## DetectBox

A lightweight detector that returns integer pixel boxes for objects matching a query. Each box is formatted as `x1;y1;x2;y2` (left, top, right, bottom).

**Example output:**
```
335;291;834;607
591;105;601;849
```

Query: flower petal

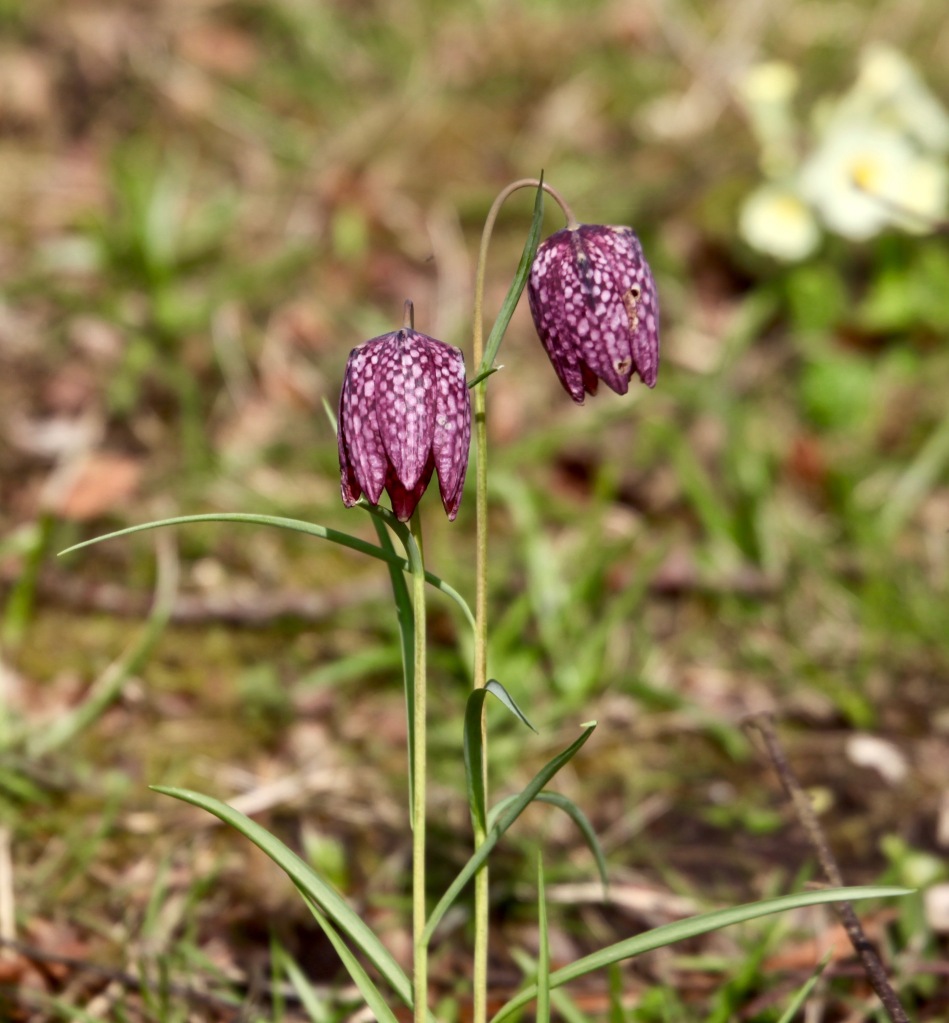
567;226;637;396
528;232;589;402
602;226;660;388
373;330;437;492
528;224;660;401
429;340;471;519
385;457;435;522
339;339;389;505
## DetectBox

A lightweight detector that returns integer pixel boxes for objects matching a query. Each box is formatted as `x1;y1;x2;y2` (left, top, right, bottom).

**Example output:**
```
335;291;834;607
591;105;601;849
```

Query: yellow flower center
851;157;882;194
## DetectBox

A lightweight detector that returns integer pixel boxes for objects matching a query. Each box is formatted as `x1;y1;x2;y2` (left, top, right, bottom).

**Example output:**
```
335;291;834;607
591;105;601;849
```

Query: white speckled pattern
338;328;471;520
528;224;659;403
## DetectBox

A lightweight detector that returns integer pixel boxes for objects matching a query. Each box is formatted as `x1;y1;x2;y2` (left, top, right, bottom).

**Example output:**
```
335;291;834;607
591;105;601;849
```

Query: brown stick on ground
744;713;910;1023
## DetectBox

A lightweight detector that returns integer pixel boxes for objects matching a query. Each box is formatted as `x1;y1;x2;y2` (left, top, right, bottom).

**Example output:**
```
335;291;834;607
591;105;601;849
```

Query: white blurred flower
850;44;949;154
890;157;949;232
737;45;949;250
739;182;820;260
736;61;800;177
800;120;946;240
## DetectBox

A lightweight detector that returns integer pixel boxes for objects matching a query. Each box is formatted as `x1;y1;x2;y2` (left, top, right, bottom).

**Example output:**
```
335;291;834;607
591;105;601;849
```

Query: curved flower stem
406;512;428;1023
469;176;569;1023
471;179;575;376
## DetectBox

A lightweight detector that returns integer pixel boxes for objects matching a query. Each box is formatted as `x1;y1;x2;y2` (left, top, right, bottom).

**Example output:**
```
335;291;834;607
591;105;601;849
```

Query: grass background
1;0;948;1018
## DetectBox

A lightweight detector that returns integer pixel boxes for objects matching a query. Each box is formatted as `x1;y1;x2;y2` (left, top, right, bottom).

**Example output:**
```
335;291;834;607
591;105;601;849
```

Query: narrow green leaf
489;886;913;1023
269;936;286;1022
58;512;474;629
506;791;608;891
465;365;500;388
484;678;537;731
776;951;831;1023
880;411;949;538
273;943;330;1023
423;723;596;945
151;786;414;1010
607;962;624;1023
464;679;538;833
29;532;177;758
303;895;401;1023
509;951;587;1023
537;854;550;1023
369;514;417;821
321;396;338;434
473;177;545;383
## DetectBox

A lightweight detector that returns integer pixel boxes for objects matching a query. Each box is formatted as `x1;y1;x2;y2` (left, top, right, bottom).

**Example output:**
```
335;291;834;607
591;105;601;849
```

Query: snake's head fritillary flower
528;224;660;403
338;328;471;521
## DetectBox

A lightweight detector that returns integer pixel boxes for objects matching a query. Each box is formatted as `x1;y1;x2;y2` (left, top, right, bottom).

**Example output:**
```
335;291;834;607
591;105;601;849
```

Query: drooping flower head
338;327;471;521
528;224;660;403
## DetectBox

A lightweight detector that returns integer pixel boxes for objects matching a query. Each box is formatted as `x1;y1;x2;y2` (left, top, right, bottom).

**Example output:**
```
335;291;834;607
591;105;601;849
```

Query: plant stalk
407;513;428;1023
470;176;567;1023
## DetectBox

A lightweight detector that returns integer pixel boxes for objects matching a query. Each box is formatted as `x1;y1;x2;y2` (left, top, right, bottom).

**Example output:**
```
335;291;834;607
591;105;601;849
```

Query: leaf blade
59;512;474;628
489;886;913;1023
464;679;538;833
424;723;596;945
152;786;414;1010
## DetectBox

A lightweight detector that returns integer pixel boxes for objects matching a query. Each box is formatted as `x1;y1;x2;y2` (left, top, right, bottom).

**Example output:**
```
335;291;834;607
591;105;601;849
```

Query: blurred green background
1;0;948;1019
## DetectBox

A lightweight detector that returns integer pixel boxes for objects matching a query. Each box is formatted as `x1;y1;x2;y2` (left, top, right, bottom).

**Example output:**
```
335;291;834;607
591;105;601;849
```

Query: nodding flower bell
528;224;660;403
338;317;471;522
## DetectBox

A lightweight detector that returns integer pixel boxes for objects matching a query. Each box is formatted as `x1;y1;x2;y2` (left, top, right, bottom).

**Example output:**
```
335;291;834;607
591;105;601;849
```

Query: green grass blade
525;791;608;890
302;896;401;1023
464;679;538;832
537;853;550;1023
272;942;330;1023
58;512;474;628
880;411;949;539
151;786;414;1010
321;396;339;434
489;886;912;1023
473;177;545;383
423;723;596;945
28;533;177;758
776;951;832;1023
607;963;624;1023
486;791;607;888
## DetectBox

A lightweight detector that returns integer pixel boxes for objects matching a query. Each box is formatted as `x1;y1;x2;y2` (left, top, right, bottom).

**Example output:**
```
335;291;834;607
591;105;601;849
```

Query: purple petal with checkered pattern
338;328;471;521
528;224;659;403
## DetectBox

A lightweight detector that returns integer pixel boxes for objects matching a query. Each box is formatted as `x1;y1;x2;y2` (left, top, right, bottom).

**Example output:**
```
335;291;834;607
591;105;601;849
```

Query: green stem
469;177;570;1023
1;512;54;655
406;513;428;1023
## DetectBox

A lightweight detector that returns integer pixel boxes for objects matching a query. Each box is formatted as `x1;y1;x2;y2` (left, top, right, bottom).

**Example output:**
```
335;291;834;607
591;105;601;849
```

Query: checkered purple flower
528;224;660;403
338;328;471;521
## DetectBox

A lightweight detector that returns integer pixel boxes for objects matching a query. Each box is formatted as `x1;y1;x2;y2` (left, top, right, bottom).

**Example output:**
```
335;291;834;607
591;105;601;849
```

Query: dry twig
744;713;911;1023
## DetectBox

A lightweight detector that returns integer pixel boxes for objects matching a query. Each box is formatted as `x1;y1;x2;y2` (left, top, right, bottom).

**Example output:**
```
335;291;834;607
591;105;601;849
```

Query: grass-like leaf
152;786;416;1013
272;942;330;1023
776;951;832;1023
368;512;418;819
489;885;913;1023
302;895;401;1023
472;177;545;384
423;723;596;945
29;532;177;758
58;512;474;629
487;790;608;890
464;678;537;833
537;853;550;1023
